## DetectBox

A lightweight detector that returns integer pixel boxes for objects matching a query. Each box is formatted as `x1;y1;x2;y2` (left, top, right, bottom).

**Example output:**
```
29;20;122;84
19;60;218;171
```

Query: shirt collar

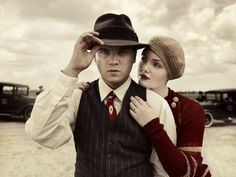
99;77;132;102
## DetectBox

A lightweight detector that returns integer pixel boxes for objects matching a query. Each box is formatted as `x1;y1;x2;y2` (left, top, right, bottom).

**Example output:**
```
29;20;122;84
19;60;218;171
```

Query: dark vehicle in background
199;89;236;127
0;82;35;120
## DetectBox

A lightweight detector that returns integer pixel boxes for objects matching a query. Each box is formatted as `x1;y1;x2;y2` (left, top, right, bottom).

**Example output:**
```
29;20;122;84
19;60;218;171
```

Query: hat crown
94;13;134;32
92;13;148;49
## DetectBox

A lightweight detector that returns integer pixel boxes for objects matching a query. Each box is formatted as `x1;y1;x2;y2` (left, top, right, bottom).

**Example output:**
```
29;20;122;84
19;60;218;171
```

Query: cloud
2;0;119;26
211;4;236;40
0;0;236;91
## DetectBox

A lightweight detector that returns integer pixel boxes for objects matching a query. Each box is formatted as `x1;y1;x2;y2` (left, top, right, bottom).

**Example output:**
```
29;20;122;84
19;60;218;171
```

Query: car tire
204;112;214;128
23;107;32;121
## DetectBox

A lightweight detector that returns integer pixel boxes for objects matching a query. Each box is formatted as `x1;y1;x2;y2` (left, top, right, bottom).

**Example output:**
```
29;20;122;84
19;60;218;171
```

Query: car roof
0;82;29;88
205;88;236;94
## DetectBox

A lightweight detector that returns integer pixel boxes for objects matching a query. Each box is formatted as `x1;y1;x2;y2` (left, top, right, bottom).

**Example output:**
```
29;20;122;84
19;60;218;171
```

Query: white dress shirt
25;71;176;177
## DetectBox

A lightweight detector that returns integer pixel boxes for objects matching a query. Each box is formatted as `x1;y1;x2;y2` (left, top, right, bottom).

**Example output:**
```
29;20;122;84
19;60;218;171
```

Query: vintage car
199;89;236;127
0;82;35;120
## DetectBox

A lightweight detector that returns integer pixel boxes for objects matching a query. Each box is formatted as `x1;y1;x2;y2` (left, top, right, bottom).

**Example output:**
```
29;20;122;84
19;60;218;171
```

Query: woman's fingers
129;102;137;112
129;96;147;116
129;95;159;127
130;95;149;108
129;109;136;118
134;96;146;105
76;82;90;91
130;96;140;108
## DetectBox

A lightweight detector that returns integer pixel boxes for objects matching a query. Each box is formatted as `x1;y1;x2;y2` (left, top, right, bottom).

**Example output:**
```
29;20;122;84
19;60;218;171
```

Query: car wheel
204;112;214;128
23;107;32;121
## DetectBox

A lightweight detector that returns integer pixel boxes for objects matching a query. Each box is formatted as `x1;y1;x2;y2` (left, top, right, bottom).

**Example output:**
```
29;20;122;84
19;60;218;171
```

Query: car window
216;93;221;101
223;93;228;100
206;93;216;101
206;93;222;101
231;94;236;103
16;86;28;95
3;86;14;95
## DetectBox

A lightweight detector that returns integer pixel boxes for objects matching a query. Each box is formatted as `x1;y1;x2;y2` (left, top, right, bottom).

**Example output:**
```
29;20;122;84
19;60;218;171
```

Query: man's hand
129;96;159;127
63;31;104;77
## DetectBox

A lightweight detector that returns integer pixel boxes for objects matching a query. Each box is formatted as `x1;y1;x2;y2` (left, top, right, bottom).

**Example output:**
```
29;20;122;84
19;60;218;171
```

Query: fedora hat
94;13;148;49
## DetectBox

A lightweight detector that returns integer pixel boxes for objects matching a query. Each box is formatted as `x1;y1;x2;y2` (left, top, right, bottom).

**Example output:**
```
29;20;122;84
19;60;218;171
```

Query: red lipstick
140;74;149;80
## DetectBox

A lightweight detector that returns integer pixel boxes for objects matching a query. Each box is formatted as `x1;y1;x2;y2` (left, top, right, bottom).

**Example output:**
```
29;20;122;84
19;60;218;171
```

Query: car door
225;93;236;118
0;85;16;114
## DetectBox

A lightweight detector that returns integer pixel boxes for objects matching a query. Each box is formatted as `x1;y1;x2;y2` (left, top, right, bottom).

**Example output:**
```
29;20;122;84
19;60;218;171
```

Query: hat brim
101;39;149;49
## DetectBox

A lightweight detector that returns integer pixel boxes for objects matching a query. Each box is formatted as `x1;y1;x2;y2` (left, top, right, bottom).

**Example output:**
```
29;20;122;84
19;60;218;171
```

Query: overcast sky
0;0;235;91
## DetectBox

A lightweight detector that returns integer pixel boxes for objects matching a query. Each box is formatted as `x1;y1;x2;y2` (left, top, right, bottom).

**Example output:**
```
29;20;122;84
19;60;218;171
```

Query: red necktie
105;91;117;122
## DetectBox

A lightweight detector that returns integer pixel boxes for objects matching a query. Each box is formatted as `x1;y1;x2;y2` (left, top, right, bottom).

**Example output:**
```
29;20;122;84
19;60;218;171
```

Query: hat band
95;27;138;42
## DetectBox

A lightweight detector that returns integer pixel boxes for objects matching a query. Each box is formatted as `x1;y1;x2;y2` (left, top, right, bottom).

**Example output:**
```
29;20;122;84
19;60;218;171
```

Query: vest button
107;154;112;158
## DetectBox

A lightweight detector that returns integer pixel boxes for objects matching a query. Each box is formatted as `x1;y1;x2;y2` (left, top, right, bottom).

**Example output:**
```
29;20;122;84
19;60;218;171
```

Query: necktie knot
107;91;116;101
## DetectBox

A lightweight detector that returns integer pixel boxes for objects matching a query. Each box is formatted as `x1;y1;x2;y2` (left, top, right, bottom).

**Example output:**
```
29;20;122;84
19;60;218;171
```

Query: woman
129;36;211;177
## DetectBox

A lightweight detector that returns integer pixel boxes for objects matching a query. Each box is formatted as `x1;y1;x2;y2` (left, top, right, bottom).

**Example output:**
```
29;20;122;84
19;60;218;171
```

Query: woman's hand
129;96;159;127
76;82;90;91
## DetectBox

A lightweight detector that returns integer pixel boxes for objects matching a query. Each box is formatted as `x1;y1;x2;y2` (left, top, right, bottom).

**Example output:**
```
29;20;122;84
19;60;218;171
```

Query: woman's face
138;50;168;91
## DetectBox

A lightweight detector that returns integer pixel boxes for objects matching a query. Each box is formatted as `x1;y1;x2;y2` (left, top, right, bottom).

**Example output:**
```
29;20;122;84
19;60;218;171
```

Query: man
36;85;44;95
196;91;206;102
25;13;176;177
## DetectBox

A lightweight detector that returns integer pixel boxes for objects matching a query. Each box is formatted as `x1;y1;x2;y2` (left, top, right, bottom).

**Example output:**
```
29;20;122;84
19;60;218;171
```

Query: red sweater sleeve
143;99;211;177
144;118;187;177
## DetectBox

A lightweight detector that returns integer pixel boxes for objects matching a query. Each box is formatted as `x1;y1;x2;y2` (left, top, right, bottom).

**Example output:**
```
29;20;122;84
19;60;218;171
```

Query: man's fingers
90;36;104;45
79;32;104;46
79;31;99;39
90;45;100;57
83;36;103;45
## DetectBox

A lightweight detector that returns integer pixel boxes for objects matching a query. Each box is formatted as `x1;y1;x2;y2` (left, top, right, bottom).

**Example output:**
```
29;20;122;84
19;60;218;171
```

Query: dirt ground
0;117;236;177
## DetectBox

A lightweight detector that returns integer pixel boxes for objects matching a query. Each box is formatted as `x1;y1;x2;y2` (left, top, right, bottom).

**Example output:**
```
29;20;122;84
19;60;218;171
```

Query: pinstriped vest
73;80;153;177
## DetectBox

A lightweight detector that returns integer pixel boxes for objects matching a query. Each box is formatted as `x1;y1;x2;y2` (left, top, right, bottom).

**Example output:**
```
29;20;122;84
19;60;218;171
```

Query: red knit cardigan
143;88;211;177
